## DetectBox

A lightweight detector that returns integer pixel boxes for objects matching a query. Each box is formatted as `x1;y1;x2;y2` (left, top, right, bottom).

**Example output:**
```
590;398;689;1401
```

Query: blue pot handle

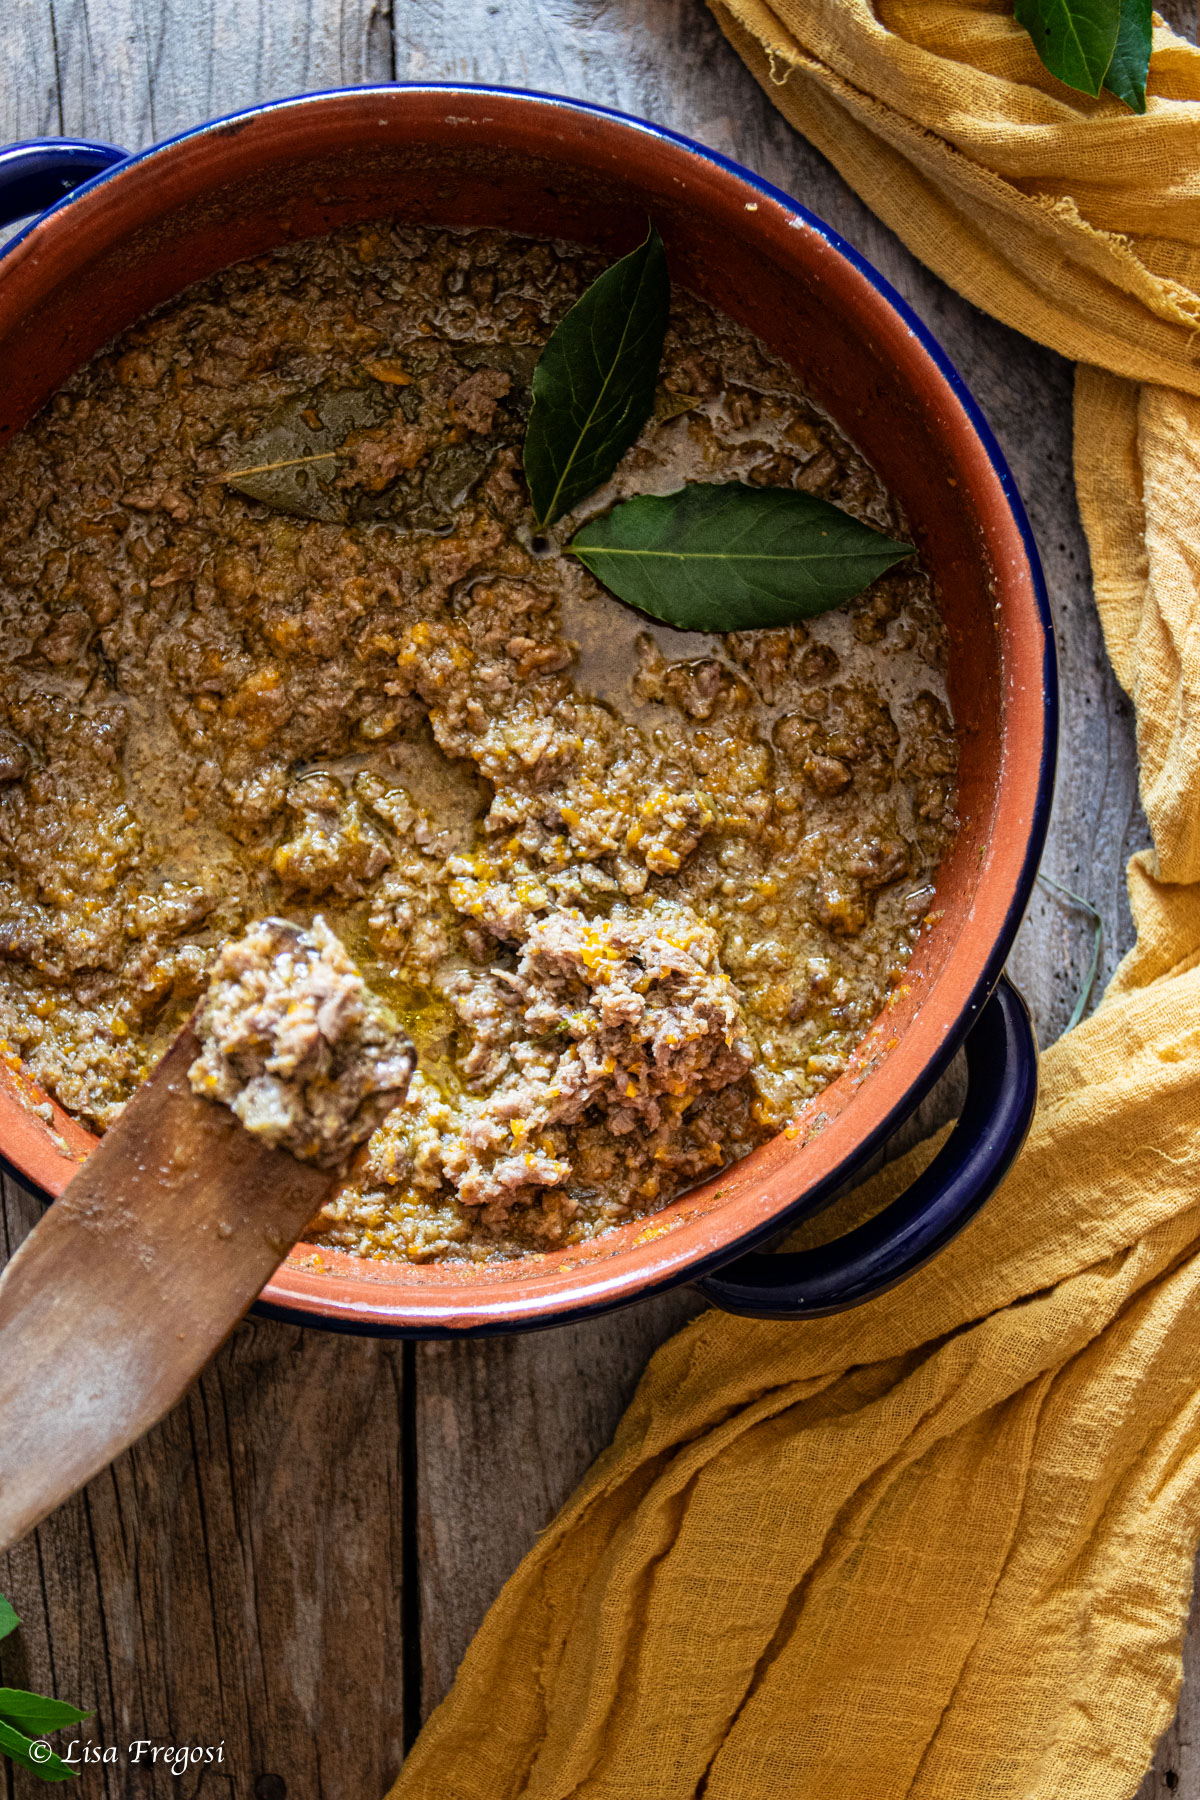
0;139;129;231
697;973;1037;1319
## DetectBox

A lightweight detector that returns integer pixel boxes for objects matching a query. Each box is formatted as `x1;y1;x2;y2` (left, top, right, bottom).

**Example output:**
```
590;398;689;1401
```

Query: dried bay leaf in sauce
401;443;494;529
225;341;537;528
225;383;392;523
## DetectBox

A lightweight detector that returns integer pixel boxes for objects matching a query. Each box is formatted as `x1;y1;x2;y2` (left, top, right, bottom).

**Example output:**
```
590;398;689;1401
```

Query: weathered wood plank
0;1172;408;1800
1159;2;1199;41
0;0;391;154
414;1294;702;1714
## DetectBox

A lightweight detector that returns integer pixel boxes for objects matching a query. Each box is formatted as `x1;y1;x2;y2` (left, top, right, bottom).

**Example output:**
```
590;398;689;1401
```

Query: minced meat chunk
359;898;753;1220
511;904;753;1132
189;915;414;1166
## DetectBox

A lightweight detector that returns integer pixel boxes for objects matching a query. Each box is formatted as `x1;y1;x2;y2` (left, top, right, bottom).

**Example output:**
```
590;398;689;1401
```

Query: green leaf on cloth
523;225;670;527
0;1595;17;1641
1103;0;1152;111
569;482;913;630
1014;0;1121;98
1014;0;1150;107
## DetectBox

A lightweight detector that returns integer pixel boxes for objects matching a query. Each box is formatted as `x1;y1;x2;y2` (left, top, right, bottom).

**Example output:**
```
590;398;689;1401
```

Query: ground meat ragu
0;222;958;1263
189;916;414;1166
354;900;753;1220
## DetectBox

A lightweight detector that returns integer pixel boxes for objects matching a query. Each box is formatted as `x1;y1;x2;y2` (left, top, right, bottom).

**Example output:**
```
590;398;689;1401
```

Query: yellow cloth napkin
388;7;1200;1795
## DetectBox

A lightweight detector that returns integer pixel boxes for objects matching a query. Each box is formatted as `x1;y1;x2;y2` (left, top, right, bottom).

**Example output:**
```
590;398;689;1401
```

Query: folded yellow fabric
388;7;1200;1796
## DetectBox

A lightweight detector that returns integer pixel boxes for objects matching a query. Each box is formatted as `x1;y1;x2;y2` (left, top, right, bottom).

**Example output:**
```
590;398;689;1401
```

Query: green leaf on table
1104;0;1152;111
569;482;913;631
0;1718;75;1782
523;225;669;528
0;1595;17;1641
0;1690;92;1735
1014;0;1121;97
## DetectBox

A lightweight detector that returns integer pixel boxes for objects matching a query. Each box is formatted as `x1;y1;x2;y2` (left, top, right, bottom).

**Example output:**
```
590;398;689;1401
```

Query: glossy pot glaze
0;87;1055;1334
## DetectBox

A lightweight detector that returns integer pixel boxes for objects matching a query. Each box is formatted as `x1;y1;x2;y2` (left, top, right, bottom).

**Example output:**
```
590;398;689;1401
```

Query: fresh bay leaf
523;225;669;527
569;483;913;631
225;385;391;523
0;1718;75;1782
1103;0;1151;110
0;1596;17;1641
0;1691;92;1736
1014;0;1121;98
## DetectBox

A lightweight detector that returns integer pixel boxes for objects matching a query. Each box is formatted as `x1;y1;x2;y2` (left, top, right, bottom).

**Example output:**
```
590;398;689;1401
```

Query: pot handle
696;974;1037;1320
0;139;129;230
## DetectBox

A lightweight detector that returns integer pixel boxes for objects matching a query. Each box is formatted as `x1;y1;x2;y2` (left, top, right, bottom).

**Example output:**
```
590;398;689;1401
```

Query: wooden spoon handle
0;1026;332;1551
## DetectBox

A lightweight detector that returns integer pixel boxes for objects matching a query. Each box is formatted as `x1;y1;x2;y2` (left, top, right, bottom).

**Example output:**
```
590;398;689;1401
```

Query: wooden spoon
0;1020;334;1552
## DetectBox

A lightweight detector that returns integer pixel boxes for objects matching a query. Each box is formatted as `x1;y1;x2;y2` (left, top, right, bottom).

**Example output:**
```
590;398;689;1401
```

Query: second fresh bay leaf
569;482;913;631
1103;0;1152;110
1014;0;1122;98
0;1689;92;1735
523;225;670;527
0;1718;74;1783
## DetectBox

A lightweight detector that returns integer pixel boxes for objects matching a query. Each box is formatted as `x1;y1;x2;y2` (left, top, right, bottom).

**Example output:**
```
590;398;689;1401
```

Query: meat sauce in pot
0;223;958;1263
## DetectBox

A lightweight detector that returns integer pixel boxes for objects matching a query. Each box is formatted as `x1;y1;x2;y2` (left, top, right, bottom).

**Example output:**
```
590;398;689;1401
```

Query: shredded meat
355;898;752;1221
189;916;414;1166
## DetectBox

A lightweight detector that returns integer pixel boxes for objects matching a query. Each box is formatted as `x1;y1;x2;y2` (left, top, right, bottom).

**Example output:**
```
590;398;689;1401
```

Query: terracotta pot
0;86;1055;1334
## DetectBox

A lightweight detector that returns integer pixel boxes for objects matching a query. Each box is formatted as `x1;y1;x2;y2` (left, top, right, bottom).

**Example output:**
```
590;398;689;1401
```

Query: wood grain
0;0;392;151
0;1176;408;1799
413;1293;703;1714
0;0;1191;1794
0;1027;334;1554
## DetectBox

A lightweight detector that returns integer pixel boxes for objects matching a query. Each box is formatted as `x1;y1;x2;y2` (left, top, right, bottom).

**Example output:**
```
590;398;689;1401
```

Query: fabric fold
388;7;1200;1796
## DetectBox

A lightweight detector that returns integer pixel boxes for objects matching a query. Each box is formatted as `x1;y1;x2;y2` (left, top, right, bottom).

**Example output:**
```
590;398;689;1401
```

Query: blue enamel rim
0;87;1057;1337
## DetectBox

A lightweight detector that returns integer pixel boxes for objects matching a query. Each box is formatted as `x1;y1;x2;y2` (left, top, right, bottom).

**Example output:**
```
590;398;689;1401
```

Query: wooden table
0;3;1192;1794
